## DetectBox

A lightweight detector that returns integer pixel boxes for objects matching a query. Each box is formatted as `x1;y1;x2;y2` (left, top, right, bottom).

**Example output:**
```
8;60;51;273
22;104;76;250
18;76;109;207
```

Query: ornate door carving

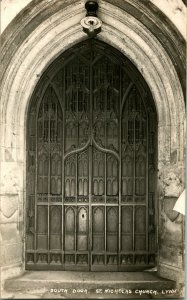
26;40;157;271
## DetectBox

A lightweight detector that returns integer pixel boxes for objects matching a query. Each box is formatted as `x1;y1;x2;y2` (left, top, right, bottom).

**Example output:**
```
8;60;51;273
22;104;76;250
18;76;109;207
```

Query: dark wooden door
26;40;157;271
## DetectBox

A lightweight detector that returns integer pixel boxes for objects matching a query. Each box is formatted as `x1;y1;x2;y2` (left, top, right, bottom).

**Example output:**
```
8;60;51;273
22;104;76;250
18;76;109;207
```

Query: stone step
4;271;177;299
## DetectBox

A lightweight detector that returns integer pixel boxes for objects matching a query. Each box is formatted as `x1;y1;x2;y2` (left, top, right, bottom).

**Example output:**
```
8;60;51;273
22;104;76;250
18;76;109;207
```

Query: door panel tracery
26;40;157;271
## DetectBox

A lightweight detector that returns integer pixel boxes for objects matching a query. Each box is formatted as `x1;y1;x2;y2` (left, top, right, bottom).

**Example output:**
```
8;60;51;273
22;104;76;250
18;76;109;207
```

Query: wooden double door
26;40;157;271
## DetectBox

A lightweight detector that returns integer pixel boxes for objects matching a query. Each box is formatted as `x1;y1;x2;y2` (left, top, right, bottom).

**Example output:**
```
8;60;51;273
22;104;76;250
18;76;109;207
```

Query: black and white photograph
0;0;186;299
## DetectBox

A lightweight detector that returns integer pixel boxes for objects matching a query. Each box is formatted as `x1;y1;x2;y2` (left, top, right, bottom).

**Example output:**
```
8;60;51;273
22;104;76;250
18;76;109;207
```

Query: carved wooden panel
50;206;62;250
26;39;157;271
92;207;105;252
65;207;75;251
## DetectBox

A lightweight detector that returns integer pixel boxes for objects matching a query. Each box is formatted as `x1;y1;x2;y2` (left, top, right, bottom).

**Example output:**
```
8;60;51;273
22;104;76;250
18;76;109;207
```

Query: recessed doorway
26;39;157;271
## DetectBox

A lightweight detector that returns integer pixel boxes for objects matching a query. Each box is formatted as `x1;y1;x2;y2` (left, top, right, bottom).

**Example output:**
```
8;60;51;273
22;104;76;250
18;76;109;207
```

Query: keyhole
82;214;85;219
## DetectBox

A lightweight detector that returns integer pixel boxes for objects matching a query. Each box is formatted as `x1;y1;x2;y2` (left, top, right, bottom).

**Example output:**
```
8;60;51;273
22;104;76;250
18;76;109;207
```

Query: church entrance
26;40;157;271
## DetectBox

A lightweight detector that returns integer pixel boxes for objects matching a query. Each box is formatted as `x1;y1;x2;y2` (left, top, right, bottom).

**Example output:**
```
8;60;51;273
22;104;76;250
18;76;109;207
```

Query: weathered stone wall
0;0;185;289
157;167;185;289
0;163;24;280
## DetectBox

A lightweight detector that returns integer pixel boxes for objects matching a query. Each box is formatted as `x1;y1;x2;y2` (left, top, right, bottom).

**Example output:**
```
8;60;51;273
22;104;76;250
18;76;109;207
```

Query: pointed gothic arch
0;0;185;283
26;39;157;271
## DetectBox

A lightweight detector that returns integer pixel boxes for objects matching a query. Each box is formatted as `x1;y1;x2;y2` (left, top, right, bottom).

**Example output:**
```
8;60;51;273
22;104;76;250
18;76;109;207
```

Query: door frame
25;39;158;272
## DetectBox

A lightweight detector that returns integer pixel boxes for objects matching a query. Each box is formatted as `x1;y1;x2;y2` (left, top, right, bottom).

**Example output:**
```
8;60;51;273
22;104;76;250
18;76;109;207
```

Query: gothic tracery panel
26;40;157;271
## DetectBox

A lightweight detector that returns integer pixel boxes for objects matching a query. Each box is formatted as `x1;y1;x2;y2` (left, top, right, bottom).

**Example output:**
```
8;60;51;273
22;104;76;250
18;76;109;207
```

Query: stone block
0;194;19;222
1;263;24;282
0;162;24;194
164;172;181;197
163;197;179;222
158;263;184;285
0;209;18;224
159;245;181;268
0;242;23;266
0;223;21;242
170;150;177;164
5;148;15;162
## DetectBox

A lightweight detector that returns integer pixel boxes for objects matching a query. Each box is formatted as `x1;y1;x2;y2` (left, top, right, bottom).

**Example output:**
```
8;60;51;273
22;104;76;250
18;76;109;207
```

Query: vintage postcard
0;0;186;299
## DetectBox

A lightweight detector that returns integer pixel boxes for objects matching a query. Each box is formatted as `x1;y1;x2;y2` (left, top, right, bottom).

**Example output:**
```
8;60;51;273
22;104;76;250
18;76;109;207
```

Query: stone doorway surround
0;0;185;291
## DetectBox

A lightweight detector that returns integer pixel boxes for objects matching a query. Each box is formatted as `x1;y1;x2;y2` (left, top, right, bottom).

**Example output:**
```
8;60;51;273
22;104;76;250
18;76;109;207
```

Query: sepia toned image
0;0;186;299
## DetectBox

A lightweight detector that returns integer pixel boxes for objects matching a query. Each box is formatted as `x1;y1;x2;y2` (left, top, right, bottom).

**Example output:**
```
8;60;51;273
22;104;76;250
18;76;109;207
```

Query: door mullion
48;102;51;264
76;70;79;261
89;145;92;269
89;51;93;270
34;105;39;263
104;64;107;266
133;111;136;253
146;111;149;257
75;153;78;258
75;204;77;264
62;67;65;268
119;67;122;269
104;153;107;265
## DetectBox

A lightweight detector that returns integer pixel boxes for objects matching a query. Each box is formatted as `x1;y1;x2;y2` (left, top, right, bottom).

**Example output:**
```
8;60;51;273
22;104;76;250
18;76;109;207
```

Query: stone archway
0;0;185;285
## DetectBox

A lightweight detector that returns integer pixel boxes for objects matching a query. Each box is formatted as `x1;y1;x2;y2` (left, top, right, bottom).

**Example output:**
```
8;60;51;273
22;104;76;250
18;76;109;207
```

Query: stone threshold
3;271;181;299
